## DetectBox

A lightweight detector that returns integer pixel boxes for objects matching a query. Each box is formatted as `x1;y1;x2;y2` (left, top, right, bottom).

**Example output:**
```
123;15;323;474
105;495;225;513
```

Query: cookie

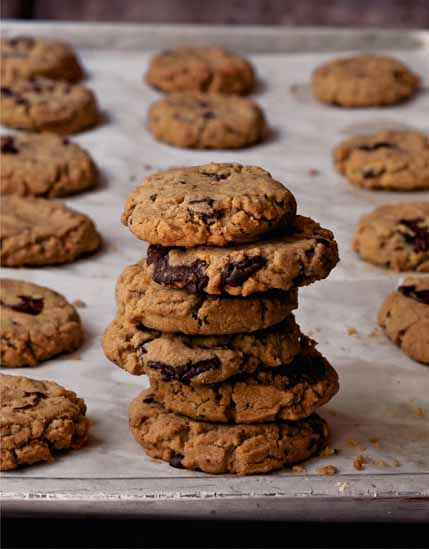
1;36;83;84
147;215;338;296
145;47;255;95
352;203;429;272
0;133;97;198
0;77;98;134
116;261;298;335
378;277;429;364
0;374;89;470
129;390;328;475
122;163;297;247
335;130;429;191
102;315;301;383
311;55;419;107
149;340;339;423
0;195;101;267
148;92;266;149
1;279;83;368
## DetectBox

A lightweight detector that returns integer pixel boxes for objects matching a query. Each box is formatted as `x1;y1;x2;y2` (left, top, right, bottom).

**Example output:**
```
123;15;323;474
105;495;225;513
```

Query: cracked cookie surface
1;133;98;198
0;195;101;267
311;55;419;107
129;389;328;475
116;261;298;335
149;340;339;423
102;314;301;383
378;277;429;364
1;279;83;368
122;163;297;247
0;77;98;134
145;47;255;95
147;215;338;296
1;35;83;84
148;92;266;149
335;130;429;191
352;202;429;272
0;374;89;470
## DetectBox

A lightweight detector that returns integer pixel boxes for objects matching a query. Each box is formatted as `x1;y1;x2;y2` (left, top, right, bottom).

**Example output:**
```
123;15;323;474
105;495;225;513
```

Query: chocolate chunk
142;395;155;404
169;453;185;469
62;138;70;145
147;245;209;293
150;194;157;202
272;350;327;387
221;256;267;288
398;218;429;253
188;198;215;207
1;136;19;154
356;142;395;152
0;87;14;97
362;167;385;179
190;210;223;225
201;110;216;120
200;171;228;181
398;284;429;305
0;295;44;315
147;357;220;384
7;36;35;48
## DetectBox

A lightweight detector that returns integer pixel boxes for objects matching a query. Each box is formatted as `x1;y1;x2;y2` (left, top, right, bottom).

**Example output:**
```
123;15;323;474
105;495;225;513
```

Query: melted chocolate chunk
150;194;157;202
272;351;327;387
398;284;429;305
1;136;19;154
398;218;429;253
221;256;267;288
142;395;155;404
188;198;215;207
362;167;384;179
0;295;44;315
356;141;395;152
189;209;224;226
200;171;228;181
0;86;14;97
147;245;209;293
147;357;221;384
169;453;185;469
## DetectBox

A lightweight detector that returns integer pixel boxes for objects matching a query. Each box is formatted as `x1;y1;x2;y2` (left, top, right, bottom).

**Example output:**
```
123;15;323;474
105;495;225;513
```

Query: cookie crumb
373;459;390;467
143;163;153;170
415;407;424;417
70;354;81;361
347;327;358;336
292;465;306;473
368;437;380;447
353;454;369;471
392;459;401;467
317;465;338;475
320;446;336;457
308;168;320;176
369;328;380;338
347;438;359;448
72;299;86;308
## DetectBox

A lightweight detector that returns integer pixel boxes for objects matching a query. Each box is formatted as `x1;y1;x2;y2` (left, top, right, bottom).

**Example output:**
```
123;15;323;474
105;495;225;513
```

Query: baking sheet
1;21;429;521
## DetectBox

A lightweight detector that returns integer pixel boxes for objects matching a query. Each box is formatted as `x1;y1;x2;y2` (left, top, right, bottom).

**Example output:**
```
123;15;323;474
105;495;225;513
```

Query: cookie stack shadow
103;163;340;475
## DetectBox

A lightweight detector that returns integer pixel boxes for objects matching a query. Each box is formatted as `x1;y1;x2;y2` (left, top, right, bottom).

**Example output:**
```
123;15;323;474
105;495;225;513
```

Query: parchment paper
1;25;428;484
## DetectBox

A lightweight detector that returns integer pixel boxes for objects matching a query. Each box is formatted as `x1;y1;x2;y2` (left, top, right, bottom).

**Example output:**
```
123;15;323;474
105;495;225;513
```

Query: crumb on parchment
416;407;424;417
320;446;337;457
353;454;369;471
347;327;358;336
72;299;86;308
292;465;306;473
317;465;338;475
337;482;349;493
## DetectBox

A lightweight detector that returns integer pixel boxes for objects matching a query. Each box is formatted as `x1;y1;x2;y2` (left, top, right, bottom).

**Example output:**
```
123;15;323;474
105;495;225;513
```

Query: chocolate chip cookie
148;92;266;149
1;279;83;368
122;163;297;247
335;130;429;191
102;315;301;383
1;36;83;84
352;203;429;272
145;47;255;95
146;215;338;296
0;133;98;198
149;340;339;423
0;77;98;134
129;390;328;475
1;374;89;470
378;277;429;364
1;195;101;267
116;261;298;335
311;55;419;107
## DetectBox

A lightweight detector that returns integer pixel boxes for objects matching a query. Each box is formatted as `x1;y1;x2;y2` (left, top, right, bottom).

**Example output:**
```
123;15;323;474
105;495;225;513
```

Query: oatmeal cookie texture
335;130;429;191
0;195;101;267
129;390;328;475
0;374;89;470
311;55;419;107
352;202;429;272
121;163;297;247
145;47;255;95
1;279;83;368
378;277;429;364
0;133;97;198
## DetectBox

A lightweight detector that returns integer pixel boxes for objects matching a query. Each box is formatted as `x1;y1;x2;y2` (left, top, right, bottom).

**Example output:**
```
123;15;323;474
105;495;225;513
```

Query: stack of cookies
103;162;340;475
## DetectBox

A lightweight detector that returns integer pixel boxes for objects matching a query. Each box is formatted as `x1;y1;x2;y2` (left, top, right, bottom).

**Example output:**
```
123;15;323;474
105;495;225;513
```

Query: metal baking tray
1;21;428;522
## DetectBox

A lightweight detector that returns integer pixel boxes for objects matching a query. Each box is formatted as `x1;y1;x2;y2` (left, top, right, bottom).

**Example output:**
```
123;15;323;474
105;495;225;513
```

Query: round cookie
147;215;338;296
147;93;266;149
1;36;83;84
0;77;98;134
102;315;301;384
0;195;101;267
352;202;429;272
145;47;255;95
122;163;297;247
149;341;339;423
1;279;83;368
0;133;98;198
335;130;429;191
129;390;329;475
378;277;429;364
311;55;419;107
1;374;89;470
116;261;298;335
